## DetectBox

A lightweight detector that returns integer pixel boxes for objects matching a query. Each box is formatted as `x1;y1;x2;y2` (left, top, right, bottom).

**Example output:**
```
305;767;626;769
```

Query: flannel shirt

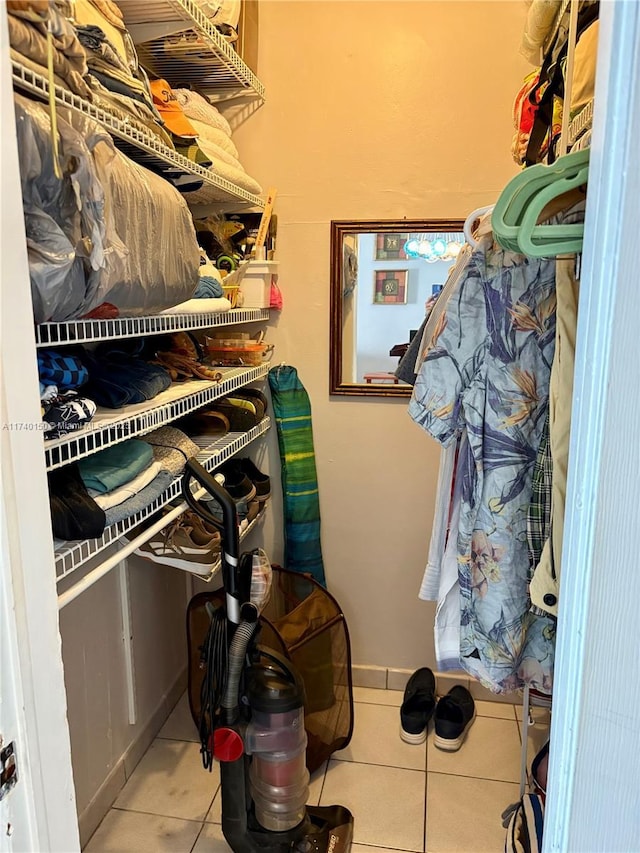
527;409;553;617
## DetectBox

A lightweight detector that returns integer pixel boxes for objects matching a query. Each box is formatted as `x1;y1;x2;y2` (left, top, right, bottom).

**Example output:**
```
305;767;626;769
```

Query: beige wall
234;0;531;671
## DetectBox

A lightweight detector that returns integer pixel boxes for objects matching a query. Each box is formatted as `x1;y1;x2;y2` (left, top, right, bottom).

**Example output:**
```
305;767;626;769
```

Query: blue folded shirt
77;439;154;494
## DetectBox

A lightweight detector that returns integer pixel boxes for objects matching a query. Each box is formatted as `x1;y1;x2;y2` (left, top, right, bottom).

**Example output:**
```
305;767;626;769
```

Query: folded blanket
144;426;201;476
78;438;154;493
9;1;88;72
90;460;162;509
8;13;92;99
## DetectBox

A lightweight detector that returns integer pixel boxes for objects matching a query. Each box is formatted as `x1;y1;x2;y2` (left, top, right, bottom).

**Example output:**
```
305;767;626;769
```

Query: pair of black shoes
399;668;475;751
219;458;271;503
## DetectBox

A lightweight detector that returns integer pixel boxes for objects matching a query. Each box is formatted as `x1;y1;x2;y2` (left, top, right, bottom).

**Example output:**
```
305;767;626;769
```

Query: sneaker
399;668;436;744
237;458;271;502
182;510;221;547
433;685;476;751
134;519;220;572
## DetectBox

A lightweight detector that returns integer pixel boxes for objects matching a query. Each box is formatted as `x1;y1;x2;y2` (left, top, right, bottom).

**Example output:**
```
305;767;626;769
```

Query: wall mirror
330;219;466;396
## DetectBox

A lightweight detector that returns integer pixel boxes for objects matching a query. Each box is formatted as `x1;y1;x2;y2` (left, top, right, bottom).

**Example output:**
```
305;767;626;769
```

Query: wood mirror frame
329;219;466;397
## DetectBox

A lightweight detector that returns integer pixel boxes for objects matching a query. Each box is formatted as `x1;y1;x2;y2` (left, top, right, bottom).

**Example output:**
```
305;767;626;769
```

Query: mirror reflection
330;220;466;396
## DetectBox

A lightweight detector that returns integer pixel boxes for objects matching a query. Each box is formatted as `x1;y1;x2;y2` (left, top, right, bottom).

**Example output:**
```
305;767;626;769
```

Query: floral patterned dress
409;236;556;694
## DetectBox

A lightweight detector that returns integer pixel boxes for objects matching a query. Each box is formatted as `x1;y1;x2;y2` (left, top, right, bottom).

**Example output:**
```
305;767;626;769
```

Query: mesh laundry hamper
186;565;354;773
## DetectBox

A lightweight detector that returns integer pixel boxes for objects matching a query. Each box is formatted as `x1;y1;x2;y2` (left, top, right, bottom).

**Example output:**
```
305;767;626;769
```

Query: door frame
544;1;640;850
0;10;80;850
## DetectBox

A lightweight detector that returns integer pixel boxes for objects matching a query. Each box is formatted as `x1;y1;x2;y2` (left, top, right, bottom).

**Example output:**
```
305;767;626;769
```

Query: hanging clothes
409;234;556;694
530;256;580;616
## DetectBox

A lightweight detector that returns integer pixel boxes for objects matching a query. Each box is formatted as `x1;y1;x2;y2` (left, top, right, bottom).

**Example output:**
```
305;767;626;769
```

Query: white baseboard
78;668;188;847
352;664;518;705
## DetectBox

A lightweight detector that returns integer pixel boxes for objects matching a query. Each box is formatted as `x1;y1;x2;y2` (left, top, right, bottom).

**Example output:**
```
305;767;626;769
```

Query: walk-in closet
1;2;639;852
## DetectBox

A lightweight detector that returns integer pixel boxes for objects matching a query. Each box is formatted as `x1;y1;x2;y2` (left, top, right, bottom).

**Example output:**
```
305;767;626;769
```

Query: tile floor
85;687;550;853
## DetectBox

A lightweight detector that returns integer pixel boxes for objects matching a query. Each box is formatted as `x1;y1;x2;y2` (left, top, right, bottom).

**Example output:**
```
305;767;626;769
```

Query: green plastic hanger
517;165;588;257
492;148;590;254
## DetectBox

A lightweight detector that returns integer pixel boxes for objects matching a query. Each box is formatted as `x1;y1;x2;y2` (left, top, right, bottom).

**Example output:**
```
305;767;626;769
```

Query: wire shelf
44;364;270;471
119;0;265;100
568;100;594;146
54;416;270;581
11;61;264;209
35;307;269;347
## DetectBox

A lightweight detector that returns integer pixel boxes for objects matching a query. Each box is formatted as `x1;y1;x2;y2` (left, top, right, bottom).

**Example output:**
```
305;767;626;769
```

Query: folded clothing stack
78;439;156;510
73;342;173;409
72;0;175;149
7;1;91;99
48;427;200;540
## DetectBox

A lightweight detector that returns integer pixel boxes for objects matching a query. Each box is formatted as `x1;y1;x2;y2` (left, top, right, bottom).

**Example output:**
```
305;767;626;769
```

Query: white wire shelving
35;307;269;347
45;363;270;471
54;417;270;583
11;61;264;210
568;99;594;146
119;0;265;101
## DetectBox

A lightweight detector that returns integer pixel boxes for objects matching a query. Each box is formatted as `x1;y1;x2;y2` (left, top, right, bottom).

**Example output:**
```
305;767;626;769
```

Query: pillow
174;88;232;136
195;136;263;195
190;118;239;157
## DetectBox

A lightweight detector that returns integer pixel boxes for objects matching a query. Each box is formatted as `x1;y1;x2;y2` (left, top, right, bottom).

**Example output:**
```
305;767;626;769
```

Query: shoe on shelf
182;510;221;547
237;457;271;502
399;667;436;744
233;388;268;421
246;500;261;524
218;459;257;502
433;685;476;751
134;518;220;573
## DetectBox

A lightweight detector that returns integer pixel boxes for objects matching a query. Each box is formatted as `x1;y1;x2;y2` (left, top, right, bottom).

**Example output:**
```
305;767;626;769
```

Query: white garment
419;442;457;601
90;461;162;510
418;433;465;672
433;492;462;671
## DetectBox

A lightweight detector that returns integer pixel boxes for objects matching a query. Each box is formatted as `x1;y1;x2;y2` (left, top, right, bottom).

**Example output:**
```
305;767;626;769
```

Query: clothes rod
56;493;201;609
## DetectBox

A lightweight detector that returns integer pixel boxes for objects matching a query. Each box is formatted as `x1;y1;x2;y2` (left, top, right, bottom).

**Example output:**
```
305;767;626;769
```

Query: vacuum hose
221;603;259;725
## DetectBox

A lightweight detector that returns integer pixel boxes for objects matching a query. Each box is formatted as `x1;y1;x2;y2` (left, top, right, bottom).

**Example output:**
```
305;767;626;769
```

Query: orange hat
150;79;198;139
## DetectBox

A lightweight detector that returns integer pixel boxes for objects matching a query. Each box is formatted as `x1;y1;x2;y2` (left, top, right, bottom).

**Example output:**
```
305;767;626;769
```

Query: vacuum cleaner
182;459;354;853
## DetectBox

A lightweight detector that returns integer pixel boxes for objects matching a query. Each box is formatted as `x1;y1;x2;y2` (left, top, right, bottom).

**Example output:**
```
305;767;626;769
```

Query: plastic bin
240;260;279;308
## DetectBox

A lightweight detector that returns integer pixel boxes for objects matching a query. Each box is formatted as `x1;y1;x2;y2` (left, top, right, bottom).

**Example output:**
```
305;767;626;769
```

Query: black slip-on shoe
238;457;271;502
434;685;476;751
218;460;257;502
399;667;436;744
